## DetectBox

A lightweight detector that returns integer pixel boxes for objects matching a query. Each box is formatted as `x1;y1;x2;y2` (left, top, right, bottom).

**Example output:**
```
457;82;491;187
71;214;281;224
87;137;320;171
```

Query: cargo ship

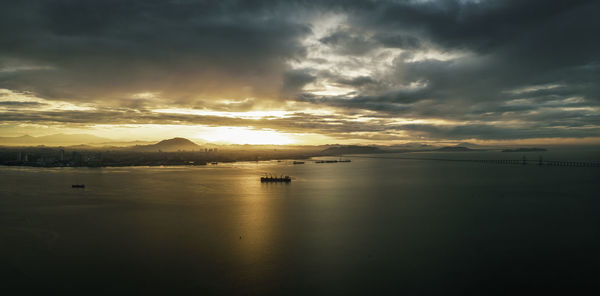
261;175;291;183
315;160;338;163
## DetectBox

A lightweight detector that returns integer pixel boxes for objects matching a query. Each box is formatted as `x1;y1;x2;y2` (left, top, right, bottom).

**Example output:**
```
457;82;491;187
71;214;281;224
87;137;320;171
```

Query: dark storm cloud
1;0;599;141
355;0;599;58
292;0;600;141
282;69;316;95
335;76;376;87
319;29;376;56
0;0;312;102
373;33;421;50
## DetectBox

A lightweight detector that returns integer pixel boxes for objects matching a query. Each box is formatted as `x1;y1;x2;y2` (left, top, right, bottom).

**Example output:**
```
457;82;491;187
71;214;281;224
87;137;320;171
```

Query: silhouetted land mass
133;137;201;152
502;148;547;152
321;145;384;155
435;146;483;152
0;138;383;167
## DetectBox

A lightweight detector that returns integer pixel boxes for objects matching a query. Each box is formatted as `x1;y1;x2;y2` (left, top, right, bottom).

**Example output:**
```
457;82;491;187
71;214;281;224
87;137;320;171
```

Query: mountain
435;146;480;152
0;133;112;146
389;142;439;150
321;145;383;155
132;137;201;152
455;142;485;149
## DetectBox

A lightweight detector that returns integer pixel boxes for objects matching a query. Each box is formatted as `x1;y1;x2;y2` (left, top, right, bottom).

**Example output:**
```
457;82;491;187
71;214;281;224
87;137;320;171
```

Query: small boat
293;161;305;164
210;162;218;165
72;184;85;188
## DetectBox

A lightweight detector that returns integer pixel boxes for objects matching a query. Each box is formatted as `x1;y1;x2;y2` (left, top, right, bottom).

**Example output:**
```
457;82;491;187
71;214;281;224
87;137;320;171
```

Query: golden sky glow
2;85;600;146
196;127;297;145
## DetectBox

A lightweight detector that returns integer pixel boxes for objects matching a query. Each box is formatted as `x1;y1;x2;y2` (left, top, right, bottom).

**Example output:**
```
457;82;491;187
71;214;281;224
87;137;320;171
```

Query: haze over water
1;150;599;294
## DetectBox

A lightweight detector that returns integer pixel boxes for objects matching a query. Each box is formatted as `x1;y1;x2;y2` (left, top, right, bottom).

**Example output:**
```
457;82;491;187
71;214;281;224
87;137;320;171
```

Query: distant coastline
502;148;547;152
0;141;386;168
1;136;569;168
434;146;485;152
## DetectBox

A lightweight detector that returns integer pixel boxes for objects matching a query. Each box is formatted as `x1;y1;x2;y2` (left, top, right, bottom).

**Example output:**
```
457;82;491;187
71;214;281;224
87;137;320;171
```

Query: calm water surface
1;152;599;295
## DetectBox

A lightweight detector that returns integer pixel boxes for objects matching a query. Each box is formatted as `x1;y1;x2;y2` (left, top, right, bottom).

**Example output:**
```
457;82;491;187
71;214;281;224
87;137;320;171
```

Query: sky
1;0;599;145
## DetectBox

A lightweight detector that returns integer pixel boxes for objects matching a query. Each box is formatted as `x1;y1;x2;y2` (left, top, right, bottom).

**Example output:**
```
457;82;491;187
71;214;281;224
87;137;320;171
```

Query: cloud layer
1;0;599;143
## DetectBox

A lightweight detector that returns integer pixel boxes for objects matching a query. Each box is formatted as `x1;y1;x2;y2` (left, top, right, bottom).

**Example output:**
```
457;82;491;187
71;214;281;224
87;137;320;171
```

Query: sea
1;148;599;295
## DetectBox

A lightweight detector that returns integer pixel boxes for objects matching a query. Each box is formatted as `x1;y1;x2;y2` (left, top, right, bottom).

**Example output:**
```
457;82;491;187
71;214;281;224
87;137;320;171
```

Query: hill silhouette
321;145;382;155
133;137;201;152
